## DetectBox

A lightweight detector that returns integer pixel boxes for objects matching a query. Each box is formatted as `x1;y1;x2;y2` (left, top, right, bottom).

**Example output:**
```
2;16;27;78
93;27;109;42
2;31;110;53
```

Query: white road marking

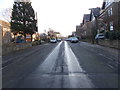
64;41;94;88
64;41;83;73
98;53;114;61
1;42;60;70
36;42;63;73
107;64;114;69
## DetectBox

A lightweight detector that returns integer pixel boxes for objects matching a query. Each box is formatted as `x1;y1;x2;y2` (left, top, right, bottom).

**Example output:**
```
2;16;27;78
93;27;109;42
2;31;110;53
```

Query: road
2;41;119;88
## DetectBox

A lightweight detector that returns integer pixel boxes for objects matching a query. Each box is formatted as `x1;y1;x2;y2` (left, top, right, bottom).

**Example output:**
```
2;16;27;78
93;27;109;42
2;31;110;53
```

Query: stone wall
98;39;120;49
0;25;2;56
0;20;12;45
2;43;32;55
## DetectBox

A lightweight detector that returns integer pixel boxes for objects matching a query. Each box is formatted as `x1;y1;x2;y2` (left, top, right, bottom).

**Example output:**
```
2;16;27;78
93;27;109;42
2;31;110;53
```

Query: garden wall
98;39;120;49
2;43;32;55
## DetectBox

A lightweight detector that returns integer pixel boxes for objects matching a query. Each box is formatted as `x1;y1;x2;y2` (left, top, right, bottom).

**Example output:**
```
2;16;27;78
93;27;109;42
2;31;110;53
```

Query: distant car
57;38;61;41
95;33;105;39
70;37;79;43
66;38;70;41
50;38;57;43
66;37;72;41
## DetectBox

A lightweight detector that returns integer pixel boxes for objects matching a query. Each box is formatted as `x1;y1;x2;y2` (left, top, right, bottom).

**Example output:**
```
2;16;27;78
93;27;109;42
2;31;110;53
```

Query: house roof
83;14;90;22
91;8;100;17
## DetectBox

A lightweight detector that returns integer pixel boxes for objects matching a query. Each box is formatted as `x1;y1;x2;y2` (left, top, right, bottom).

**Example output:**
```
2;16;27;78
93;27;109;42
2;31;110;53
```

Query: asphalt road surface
2;41;119;88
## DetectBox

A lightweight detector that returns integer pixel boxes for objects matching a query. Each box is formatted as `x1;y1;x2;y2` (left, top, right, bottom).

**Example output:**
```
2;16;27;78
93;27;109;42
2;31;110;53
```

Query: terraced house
98;0;120;39
0;20;12;44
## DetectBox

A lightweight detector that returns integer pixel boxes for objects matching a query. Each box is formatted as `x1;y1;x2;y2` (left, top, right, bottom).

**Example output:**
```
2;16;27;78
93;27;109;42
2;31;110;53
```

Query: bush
108;30;120;40
100;30;105;33
108;31;116;40
104;31;109;39
116;30;120;40
32;41;41;46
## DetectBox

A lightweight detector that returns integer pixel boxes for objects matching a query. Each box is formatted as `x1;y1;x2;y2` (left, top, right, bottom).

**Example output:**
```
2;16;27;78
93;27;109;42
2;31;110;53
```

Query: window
84;31;87;35
110;22;113;31
110;8;113;15
108;8;113;16
92;13;95;20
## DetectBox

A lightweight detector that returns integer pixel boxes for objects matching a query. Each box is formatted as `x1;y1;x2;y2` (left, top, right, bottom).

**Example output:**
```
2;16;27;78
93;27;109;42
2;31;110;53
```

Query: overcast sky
0;0;103;36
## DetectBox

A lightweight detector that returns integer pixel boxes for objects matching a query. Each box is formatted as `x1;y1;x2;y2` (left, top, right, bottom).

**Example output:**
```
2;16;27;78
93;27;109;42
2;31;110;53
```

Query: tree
10;1;38;42
47;29;55;38
25;4;38;41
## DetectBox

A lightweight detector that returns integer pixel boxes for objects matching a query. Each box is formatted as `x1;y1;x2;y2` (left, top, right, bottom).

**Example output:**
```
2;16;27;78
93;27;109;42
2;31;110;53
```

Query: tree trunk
14;34;16;42
30;34;33;42
24;33;26;43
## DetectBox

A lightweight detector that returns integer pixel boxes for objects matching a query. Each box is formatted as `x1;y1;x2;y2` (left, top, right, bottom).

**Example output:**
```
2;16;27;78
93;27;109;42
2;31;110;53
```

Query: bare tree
0;8;12;22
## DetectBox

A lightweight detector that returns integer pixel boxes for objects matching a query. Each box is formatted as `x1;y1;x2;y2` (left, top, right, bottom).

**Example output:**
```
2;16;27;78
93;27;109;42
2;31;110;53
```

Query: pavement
2;41;119;88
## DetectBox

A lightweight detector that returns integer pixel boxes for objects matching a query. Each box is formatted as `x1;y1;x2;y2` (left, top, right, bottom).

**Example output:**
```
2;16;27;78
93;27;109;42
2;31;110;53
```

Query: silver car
70;37;79;43
95;33;105;39
50;38;57;43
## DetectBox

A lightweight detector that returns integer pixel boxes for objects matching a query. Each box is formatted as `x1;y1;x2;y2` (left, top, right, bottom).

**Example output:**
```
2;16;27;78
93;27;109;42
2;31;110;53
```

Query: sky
0;0;103;36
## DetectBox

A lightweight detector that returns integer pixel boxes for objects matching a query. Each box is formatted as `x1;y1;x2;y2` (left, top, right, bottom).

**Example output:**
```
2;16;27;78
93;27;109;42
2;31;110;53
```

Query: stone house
98;0;120;32
76;14;93;39
0;20;12;44
89;7;101;34
76;25;82;39
81;14;92;38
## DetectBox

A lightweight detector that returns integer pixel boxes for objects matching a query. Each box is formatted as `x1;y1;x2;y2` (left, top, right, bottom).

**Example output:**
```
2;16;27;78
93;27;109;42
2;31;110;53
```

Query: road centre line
64;41;83;73
36;41;63;73
64;41;94;88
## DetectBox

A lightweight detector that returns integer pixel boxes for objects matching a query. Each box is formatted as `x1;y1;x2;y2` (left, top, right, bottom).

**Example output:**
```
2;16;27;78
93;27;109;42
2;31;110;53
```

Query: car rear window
99;35;104;36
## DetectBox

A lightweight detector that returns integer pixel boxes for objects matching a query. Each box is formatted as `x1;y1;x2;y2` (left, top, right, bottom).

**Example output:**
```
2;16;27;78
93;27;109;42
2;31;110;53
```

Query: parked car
57;38;61;41
66;37;72;41
70;37;79;43
66;38;70;41
16;36;25;43
95;33;105;39
50;38;57;43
